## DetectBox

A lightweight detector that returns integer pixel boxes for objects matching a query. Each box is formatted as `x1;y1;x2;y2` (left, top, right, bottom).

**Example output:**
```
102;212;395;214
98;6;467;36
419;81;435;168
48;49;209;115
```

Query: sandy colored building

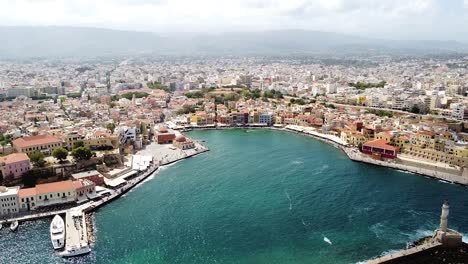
12;134;63;155
19;180;77;211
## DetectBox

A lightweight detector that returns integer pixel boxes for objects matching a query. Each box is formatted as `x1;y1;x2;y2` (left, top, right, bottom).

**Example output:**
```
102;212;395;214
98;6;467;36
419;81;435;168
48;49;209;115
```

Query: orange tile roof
363;139;397;151
13;134;62;148
1;153;29;164
19;187;36;198
35;180;75;195
418;130;437;137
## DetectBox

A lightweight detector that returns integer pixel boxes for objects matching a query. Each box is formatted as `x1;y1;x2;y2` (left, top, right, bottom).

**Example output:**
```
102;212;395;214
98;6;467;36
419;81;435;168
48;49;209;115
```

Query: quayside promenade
283;125;468;186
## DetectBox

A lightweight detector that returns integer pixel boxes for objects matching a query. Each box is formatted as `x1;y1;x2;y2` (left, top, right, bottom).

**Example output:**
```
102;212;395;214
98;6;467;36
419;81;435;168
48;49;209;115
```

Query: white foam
438;179;454;184
291;160;304;165
285;191;292;210
323;236;332;245
396;169;415;175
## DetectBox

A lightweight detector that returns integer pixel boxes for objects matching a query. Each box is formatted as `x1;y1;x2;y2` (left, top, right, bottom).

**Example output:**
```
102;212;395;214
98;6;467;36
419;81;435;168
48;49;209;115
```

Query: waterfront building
19;180;77;211
74;179;97;202
0;152;31;179
0;186;20;216
155;127;176;144
71;170;105;186
12;134;63;155
362;139;398;159
173;136;195;150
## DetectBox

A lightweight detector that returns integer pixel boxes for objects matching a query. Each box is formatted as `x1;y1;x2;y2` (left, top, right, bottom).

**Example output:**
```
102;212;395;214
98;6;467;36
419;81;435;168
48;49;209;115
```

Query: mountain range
0;26;467;58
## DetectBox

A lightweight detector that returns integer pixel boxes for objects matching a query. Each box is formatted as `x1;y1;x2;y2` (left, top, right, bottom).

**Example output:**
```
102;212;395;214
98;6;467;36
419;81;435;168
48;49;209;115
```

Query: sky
1;0;468;41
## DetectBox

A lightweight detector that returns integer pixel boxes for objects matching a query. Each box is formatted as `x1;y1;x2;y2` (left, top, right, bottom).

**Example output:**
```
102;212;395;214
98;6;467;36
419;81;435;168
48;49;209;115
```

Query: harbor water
1;129;468;264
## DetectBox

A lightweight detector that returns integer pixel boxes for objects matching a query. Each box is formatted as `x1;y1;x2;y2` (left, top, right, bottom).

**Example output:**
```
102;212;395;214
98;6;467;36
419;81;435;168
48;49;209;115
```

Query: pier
63;208;90;257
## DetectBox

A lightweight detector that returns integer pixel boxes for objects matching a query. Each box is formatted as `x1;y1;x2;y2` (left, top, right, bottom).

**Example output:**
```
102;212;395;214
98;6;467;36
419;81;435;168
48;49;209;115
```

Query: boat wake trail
285;191;292;210
323;236;332;245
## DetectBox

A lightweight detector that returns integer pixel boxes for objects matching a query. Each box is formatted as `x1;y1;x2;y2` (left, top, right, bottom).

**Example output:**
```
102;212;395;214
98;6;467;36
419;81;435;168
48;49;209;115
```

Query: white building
259;113;273;126
451;104;468;121
0;186;20;216
119;126;137;144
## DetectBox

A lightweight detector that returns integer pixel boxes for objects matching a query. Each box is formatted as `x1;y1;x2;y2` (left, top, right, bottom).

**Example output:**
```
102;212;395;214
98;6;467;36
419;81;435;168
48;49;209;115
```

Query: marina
1;130;468;263
0;139;208;257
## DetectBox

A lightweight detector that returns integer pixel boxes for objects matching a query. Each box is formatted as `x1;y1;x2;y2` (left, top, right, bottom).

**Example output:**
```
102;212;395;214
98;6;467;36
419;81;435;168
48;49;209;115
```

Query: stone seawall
365;241;442;264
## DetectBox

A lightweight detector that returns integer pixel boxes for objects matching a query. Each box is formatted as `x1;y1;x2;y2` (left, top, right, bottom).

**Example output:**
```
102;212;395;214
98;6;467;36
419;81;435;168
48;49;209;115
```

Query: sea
1;129;467;264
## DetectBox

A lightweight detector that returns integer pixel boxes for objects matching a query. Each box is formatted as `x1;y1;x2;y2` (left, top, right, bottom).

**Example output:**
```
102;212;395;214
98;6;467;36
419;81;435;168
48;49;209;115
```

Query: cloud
0;0;466;41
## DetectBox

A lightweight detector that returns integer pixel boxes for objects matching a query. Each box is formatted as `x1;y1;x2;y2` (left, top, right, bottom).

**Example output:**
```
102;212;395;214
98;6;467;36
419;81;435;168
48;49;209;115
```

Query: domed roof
175;135;186;142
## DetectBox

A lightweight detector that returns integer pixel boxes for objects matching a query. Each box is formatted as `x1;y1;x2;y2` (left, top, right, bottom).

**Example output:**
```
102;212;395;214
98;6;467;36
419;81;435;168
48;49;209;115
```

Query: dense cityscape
0;54;467;261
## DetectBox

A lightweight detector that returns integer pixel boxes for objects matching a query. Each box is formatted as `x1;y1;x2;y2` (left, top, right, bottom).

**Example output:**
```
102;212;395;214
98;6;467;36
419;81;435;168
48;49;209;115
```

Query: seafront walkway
344;148;468;185
283;124;468;185
0;141;209;225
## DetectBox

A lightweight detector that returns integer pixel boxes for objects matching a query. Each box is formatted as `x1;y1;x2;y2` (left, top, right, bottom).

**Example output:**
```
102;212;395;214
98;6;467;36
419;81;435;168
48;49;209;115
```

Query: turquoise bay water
1;129;468;264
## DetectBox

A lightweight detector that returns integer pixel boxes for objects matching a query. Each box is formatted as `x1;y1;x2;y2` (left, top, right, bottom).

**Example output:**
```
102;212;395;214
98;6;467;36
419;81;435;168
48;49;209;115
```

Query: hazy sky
1;0;468;41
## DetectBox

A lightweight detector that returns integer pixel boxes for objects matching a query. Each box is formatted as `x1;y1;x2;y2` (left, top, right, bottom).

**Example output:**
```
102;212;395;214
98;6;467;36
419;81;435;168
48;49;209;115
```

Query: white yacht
60;245;91;257
50;215;65;250
10;221;18;232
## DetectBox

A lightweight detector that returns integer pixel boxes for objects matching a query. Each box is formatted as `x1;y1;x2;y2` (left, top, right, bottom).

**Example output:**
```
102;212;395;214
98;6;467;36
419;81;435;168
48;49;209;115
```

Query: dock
63;207;90;256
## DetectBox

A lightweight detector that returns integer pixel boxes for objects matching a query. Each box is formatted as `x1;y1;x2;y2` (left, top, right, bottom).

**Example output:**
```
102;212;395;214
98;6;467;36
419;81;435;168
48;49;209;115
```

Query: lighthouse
439;200;449;232
433;200;462;247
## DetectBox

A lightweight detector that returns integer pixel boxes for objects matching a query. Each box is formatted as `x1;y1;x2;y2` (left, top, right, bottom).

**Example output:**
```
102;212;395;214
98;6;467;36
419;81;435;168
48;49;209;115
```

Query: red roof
363;139;397;151
35;180;75;195
13;134;62;148
1;153;29;164
19;188;36;198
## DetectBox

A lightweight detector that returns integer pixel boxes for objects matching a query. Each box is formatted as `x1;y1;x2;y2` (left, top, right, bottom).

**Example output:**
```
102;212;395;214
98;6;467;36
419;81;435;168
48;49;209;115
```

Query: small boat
0;223;2;230
60;245;91;258
10;221;18;232
50;215;65;250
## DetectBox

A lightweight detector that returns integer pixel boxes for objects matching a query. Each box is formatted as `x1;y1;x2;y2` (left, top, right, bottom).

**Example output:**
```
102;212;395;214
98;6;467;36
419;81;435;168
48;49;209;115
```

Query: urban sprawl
1;56;468;219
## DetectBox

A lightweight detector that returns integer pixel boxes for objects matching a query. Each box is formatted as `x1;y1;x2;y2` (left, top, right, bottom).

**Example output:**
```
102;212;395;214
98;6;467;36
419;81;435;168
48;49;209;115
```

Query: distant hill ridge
0;26;467;58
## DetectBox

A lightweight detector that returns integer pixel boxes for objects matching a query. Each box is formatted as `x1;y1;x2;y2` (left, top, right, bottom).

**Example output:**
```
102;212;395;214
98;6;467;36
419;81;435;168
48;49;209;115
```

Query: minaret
439;200;449;232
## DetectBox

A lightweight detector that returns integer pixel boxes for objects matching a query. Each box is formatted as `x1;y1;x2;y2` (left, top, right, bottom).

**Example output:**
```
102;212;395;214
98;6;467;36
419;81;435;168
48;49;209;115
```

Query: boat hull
50;215;65;250
60;247;91;258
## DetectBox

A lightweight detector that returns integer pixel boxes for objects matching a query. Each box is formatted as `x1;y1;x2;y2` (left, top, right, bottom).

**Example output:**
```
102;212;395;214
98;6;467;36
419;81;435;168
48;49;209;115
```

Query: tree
74;141;85;149
29;151;45;167
52;148;68;163
410;105;420;114
106;123;116;133
72;147;93;161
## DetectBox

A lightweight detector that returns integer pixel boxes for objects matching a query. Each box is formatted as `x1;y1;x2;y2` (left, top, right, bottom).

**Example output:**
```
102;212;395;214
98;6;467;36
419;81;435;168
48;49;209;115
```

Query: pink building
0;153;31;179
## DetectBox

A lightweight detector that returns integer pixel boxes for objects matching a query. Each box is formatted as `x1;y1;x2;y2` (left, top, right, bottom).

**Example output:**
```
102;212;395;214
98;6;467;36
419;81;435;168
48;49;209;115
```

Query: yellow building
375;131;393;143
403;146;468;167
85;131;119;150
12;134;63;155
